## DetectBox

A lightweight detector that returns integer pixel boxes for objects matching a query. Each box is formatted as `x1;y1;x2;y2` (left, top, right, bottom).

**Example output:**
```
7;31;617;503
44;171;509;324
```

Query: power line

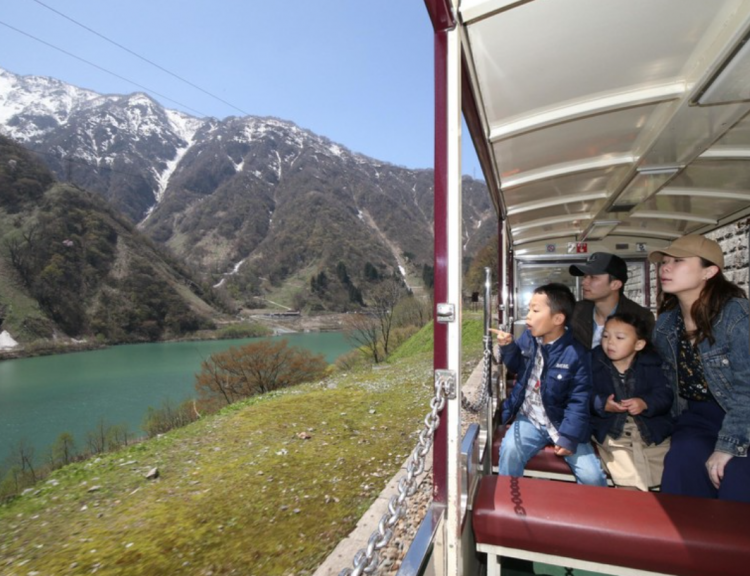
0;19;210;117
31;0;251;117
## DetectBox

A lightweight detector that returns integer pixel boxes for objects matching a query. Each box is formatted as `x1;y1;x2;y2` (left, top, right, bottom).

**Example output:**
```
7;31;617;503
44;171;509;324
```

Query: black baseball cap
569;252;628;283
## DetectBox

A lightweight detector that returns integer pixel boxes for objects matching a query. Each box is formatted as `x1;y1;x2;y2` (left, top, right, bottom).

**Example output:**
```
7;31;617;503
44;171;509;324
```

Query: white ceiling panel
457;0;750;254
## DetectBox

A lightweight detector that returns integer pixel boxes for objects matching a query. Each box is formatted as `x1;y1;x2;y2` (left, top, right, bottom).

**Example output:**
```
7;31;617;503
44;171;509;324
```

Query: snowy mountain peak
0;67;101;139
0;66;494;293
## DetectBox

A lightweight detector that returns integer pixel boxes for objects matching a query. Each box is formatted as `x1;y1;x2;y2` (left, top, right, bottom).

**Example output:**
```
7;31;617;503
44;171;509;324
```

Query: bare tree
142;399;197;437
371;278;407;357
86;418;108;455
50;431;76;468
106;423;130;450
343;312;382;363
5;438;37;485
393;294;433;328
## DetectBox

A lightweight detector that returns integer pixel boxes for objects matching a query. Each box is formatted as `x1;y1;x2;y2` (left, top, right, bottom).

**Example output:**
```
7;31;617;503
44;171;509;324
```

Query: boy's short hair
533;283;575;323
606;312;651;343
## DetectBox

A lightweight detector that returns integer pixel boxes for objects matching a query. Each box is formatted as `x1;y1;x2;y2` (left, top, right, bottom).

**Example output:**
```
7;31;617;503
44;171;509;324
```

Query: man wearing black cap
569;252;654;349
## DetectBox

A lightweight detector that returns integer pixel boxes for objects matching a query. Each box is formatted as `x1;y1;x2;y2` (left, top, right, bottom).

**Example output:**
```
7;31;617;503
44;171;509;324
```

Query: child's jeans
498;415;607;486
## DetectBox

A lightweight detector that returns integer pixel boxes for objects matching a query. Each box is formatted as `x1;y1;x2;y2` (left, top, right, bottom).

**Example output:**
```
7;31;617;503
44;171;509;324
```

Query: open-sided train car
382;1;750;575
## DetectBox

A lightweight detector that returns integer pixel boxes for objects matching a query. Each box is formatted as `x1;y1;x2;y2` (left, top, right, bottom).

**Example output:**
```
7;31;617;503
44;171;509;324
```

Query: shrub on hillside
195;339;328;405
333;348;370;372
143;398;199;438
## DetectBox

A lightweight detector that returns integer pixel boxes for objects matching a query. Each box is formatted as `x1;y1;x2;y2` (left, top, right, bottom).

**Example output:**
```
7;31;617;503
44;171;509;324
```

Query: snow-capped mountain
0;67;493;305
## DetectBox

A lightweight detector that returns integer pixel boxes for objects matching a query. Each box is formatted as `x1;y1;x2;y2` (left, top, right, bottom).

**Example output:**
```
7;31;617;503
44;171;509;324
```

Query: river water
0;333;353;467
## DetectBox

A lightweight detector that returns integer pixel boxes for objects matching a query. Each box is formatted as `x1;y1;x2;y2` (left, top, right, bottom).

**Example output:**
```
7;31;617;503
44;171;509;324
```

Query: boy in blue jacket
492;283;606;486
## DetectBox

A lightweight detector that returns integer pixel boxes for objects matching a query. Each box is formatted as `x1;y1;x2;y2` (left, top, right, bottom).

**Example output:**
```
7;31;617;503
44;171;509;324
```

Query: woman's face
658;255;711;296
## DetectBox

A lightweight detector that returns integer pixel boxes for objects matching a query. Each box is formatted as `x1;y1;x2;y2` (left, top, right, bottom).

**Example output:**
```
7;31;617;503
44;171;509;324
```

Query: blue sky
0;0;483;178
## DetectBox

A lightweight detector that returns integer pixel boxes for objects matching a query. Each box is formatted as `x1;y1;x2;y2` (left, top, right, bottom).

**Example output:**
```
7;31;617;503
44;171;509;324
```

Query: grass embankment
0;317;484;576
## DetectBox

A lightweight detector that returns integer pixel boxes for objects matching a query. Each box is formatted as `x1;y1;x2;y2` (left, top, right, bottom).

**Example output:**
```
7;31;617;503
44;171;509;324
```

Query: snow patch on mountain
165;109;202;144
329;144;344;157
0;330;19;350
213;258;247;288
0;67;100;141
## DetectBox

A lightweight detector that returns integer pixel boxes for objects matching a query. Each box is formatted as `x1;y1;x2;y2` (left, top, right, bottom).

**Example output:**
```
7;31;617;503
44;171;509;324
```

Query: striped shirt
520;337;560;444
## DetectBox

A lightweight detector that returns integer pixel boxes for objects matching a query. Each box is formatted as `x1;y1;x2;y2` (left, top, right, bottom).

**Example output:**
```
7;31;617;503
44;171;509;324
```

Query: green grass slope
0;319;484;576
388;312;486;363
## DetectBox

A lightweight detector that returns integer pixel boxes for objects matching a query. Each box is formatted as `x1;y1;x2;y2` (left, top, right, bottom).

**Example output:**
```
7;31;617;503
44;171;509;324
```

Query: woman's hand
553;445;572;457
489;328;513;346
706;451;734;489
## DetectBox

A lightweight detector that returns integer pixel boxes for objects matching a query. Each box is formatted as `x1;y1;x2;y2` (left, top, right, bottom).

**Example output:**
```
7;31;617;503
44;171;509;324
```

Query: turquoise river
0;332;353;467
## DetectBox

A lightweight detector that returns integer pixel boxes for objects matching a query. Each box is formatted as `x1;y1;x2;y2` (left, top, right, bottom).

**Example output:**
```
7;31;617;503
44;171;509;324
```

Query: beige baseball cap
648;235;724;270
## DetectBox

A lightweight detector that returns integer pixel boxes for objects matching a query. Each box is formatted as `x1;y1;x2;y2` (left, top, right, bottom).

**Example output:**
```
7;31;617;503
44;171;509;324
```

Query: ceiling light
695;33;750;105
581;220;620;241
610;166;681;211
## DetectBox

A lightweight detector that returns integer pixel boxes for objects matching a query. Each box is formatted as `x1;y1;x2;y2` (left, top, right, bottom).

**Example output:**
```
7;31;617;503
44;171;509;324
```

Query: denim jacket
653;297;750;457
499;327;592;452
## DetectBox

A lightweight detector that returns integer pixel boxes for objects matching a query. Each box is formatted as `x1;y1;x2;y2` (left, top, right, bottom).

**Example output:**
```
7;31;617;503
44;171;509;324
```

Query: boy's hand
489;328;513;346
620;398;647;416
553;445;572;457
604;394;627;413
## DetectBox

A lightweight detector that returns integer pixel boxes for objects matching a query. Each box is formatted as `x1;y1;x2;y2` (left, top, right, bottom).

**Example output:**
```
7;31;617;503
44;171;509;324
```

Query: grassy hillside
0;318;484;575
388;314;486;363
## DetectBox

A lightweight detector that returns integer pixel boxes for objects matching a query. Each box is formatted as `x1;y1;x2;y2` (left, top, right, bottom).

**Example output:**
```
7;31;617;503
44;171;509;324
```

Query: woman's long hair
658;258;747;346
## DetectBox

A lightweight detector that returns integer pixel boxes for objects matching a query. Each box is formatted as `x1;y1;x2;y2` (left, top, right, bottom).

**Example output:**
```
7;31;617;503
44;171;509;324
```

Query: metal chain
338;373;450;576
460;335;492;413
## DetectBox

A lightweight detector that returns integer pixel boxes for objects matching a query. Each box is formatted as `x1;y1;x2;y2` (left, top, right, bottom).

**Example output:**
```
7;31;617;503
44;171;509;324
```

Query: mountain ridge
0;66;494;310
0;134;225;345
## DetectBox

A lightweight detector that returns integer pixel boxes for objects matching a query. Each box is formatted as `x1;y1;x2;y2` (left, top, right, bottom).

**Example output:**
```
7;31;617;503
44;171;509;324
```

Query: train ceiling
459;0;750;257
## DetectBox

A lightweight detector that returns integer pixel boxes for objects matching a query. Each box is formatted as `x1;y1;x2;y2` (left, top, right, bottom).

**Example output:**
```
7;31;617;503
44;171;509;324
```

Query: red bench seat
473;475;750;576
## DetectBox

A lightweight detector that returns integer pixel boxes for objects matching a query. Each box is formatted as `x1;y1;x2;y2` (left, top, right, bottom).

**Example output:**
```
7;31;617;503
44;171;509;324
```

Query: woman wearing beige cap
650;234;749;502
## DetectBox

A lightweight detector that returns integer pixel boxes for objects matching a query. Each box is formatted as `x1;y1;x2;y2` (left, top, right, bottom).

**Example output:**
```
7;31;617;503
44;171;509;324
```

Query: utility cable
31;0;251;116
0;19;209;117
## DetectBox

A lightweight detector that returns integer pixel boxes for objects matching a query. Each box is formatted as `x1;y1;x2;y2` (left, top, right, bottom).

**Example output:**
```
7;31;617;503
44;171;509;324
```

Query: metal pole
484;267;491;335
483;266;494;470
425;1;461;573
442;16;463;576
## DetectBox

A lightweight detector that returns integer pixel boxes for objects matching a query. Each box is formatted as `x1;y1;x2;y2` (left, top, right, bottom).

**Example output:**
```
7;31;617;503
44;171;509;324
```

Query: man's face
581;273;618;302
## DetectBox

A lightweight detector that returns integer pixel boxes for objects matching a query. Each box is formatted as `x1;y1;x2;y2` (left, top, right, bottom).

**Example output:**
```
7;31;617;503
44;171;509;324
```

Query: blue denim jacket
499;327;593;452
653;297;750;457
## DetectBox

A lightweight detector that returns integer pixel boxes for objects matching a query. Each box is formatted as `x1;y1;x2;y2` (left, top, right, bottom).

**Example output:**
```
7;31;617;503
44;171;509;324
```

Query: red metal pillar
424;0;455;506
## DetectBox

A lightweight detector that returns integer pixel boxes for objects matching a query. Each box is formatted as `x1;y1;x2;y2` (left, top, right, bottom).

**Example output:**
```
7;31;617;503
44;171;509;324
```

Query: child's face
601;319;646;363
526;293;564;340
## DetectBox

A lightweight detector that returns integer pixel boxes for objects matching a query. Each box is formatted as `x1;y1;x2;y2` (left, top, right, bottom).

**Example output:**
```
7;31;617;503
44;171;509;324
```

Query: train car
340;1;750;575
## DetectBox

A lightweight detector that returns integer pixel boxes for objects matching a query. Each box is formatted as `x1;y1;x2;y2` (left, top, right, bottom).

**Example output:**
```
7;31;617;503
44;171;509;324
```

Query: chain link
460;335;493;413
338;373;450;576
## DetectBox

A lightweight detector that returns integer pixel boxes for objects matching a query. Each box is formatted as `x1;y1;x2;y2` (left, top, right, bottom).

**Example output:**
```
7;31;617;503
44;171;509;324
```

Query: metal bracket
435;369;457;399
436;303;455;323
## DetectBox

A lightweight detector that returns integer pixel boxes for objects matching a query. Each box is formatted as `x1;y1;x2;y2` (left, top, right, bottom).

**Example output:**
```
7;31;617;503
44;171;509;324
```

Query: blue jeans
498;415;607;486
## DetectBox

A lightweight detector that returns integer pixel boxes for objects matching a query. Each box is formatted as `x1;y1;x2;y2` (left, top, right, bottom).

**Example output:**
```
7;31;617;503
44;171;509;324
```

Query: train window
514;261;578;338
515;259;652;338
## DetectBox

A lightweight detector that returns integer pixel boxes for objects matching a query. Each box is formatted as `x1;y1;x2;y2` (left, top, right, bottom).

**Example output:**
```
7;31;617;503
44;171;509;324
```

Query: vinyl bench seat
491;424;597;481
473;475;750;576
